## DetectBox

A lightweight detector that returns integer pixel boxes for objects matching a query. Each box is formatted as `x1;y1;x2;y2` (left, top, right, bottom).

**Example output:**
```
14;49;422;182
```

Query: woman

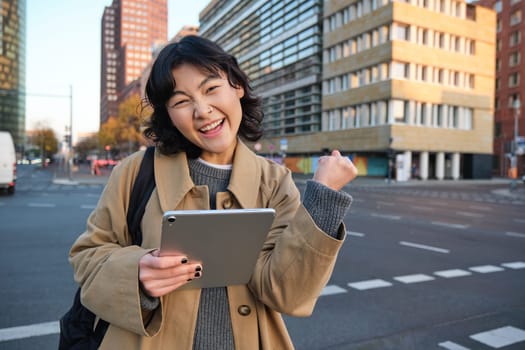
69;35;357;349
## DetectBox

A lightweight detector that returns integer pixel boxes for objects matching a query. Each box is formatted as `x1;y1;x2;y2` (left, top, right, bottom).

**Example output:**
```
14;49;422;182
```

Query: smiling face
166;64;245;165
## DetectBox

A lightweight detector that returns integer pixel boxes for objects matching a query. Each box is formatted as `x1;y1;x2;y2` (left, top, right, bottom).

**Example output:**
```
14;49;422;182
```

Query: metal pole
511;99;520;190
68;85;73;180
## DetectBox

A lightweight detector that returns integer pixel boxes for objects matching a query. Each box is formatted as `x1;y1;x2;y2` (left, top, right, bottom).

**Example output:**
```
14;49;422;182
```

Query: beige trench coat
70;140;346;349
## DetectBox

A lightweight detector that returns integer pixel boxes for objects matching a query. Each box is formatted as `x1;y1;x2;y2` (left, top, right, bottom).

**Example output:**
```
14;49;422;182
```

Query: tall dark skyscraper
100;0;167;125
0;0;26;150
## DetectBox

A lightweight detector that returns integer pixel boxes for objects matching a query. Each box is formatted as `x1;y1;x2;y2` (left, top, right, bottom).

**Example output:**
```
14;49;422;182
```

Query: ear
236;85;244;99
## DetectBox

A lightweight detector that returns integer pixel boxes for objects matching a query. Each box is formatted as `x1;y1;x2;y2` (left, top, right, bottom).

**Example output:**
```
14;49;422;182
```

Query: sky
25;0;210;142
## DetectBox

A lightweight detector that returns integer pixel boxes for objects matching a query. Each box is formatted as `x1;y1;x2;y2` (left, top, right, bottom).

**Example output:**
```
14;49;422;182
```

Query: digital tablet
160;208;276;290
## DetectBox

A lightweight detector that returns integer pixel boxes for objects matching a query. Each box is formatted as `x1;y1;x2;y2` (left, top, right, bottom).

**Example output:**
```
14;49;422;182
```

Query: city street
0;164;524;349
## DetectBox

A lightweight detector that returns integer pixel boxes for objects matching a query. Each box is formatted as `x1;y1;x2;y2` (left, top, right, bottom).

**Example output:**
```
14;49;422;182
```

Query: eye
206;85;220;94
169;99;189;108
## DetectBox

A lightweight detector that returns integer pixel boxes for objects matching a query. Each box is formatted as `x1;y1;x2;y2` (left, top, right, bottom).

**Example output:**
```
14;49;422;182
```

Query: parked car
0;131;16;194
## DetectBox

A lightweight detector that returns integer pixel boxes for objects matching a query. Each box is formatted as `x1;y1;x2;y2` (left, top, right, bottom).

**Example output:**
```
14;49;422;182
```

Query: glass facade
200;0;323;137
0;0;26;149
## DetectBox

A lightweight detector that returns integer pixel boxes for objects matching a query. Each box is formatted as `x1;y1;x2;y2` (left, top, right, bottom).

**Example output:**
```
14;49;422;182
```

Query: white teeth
200;119;223;132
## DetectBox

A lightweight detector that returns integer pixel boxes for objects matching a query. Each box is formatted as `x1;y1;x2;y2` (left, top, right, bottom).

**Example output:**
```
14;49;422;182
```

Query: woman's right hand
139;249;202;297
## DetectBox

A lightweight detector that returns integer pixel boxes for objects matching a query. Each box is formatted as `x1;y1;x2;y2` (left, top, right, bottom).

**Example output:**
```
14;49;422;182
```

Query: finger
331;149;341;157
140;263;202;281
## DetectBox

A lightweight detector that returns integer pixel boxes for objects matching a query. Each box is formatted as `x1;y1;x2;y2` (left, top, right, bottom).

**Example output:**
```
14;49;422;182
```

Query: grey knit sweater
141;158;353;349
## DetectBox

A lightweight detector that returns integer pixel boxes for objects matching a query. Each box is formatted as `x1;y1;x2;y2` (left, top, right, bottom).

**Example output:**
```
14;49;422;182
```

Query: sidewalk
51;162;525;200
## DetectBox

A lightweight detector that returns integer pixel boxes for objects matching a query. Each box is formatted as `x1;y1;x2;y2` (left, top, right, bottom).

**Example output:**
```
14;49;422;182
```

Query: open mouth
199;119;224;133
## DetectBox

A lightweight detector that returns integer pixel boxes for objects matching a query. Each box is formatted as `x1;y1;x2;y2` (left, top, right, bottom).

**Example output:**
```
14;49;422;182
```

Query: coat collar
154;139;261;212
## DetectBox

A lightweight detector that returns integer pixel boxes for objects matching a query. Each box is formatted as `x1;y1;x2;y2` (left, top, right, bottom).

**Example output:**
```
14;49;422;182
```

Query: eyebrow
171;73;221;97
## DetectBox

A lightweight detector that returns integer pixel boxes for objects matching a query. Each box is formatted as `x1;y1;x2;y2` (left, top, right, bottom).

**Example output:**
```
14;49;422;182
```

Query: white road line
321;285;347;296
28;203;56;208
434;269;472;278
513;218;525;224
410;206;433;212
438;340;471;350
431;221;468;229
399;241;450;254
393;274;435;284
371;213;401;220
376;201;395;206
469;265;505;274
80;204;96;209
506;231;525;238
348;279;393;290
346;231;365;237
455;211;483;218
470;326;525;348
469;205;490;211
0;321;59;342
501;261;525;269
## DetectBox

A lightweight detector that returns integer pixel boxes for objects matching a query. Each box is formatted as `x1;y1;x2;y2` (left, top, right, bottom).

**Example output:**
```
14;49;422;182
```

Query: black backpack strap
127;146;156;246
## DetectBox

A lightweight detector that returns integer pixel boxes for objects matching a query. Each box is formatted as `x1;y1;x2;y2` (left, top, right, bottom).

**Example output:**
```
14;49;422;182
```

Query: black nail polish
194;271;201;278
187;278;193;282
195;266;202;272
181;258;188;264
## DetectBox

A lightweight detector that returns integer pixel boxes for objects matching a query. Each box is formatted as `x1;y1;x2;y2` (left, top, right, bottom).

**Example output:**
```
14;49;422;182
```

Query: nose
193;99;212;118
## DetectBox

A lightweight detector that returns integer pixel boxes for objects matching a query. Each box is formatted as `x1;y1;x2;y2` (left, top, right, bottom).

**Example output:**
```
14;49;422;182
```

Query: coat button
237;305;251;316
222;198;233;209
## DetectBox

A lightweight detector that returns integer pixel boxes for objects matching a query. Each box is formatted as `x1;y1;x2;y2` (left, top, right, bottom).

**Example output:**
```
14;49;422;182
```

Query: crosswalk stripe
469;265;505;274
0;321;59;342
434;269;472;278
399;241;450;254
321;285;347;296
438;341;471;350
501;261;525;269
393;274;435;284
470;326;525;348
348;279;392;290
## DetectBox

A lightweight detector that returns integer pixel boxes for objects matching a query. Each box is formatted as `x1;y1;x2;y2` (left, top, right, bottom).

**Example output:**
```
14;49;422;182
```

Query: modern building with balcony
100;0;167;125
199;0;324;147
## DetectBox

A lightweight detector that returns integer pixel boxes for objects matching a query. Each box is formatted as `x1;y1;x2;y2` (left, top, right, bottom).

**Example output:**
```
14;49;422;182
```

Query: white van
0;131;16;194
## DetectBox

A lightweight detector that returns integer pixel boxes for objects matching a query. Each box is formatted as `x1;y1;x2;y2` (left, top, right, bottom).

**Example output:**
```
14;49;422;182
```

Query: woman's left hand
313;150;358;191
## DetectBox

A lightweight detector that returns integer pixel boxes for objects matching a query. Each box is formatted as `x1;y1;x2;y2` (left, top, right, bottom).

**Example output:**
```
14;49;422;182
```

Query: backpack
59;146;156;349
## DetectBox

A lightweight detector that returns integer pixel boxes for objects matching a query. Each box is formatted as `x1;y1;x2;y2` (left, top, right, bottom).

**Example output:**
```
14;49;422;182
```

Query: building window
508;72;520;87
392;61;409;79
393;23;410;41
494;1;502;13
510;10;522;25
392;100;406;123
509;31;521;46
509;52;520;67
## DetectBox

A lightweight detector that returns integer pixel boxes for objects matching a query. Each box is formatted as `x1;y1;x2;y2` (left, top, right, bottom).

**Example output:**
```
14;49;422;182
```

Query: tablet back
160;208;275;289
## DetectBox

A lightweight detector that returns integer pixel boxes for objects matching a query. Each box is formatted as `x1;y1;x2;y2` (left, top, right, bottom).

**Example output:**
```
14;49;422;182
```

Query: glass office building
0;0;26;150
199;0;323;142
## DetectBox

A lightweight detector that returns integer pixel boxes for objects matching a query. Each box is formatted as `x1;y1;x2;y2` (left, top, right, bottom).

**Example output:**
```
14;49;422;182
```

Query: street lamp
511;98;521;190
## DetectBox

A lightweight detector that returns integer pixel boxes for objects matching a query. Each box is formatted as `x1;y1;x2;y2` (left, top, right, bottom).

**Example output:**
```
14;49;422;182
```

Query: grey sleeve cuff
302;180;353;239
139;285;160;311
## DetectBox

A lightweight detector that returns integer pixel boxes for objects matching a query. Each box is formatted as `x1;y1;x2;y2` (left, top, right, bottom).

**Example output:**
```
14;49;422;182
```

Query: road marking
393;274;435;284
27;203;56;208
348;279;392;290
469;205;491;211
431;221;468;229
371;213;401;220
399;241;450;254
0;321;59;342
506;231;525;239
501;261;525;269
514;218;525;224
470;326;525;348
321;285;347;296
81;204;96;209
469;265;505;274
438;341;471;350
434;269;472;278
455;211;483;218
376;201;395;206
346;231;365;237
410;206;433;211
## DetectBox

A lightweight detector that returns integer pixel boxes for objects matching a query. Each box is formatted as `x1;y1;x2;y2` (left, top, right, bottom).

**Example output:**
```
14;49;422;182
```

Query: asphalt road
0;164;524;349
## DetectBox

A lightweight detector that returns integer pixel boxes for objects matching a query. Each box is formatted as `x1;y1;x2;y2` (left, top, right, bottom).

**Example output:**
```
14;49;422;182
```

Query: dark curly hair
143;35;264;157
